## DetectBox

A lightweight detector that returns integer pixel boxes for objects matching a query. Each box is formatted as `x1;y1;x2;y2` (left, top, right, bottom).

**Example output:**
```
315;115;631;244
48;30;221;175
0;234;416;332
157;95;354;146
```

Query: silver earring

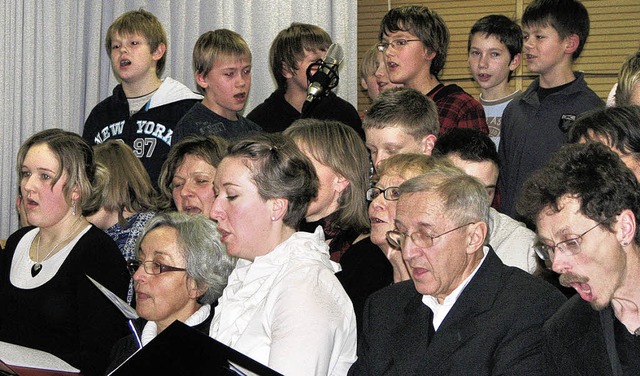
271;217;276;221
72;200;77;216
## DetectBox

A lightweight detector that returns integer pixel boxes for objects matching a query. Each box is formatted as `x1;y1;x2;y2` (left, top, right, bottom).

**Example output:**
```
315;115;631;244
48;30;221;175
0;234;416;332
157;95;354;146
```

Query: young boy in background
378;5;488;135
173;29;262;144
498;0;604;220
363;87;439;169
359;44;402;103
83;9;202;185
468;15;522;149
613;50;640;107
432;128;537;274
247;23;361;134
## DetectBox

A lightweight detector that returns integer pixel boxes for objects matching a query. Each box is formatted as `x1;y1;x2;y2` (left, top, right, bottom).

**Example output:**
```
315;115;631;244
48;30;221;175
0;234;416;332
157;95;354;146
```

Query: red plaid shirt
427;83;488;135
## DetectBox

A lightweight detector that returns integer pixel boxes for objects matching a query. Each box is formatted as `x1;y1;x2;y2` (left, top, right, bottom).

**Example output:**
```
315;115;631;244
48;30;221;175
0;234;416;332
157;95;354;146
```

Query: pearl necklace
31;216;83;277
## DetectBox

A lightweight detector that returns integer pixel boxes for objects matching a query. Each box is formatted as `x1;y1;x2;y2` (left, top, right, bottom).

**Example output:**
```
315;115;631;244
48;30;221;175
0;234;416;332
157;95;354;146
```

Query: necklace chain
35;216;84;263
125;87;159;99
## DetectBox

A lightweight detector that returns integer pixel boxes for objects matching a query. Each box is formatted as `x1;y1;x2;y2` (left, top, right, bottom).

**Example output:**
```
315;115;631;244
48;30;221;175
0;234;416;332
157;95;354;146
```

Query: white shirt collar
140;304;211;346
422;246;489;331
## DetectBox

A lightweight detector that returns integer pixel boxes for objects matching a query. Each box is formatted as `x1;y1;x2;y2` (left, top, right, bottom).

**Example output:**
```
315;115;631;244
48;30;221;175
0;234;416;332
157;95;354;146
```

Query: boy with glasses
377;5;488;135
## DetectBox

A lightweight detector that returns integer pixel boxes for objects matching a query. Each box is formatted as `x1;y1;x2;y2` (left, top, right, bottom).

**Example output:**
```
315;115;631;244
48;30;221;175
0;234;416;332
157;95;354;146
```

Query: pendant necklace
31;216;83;277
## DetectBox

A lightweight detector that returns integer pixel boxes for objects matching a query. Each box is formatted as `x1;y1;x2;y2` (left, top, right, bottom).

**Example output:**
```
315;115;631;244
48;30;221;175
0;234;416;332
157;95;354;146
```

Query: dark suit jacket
543;295;621;376
349;248;566;375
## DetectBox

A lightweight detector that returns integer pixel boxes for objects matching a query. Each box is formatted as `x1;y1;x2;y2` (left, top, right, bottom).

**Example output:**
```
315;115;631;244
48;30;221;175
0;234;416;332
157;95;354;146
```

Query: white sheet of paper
0;341;80;372
86;274;138;319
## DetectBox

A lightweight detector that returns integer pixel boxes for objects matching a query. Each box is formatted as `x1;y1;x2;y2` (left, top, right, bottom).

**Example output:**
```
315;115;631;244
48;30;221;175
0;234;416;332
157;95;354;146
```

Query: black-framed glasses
127;259;186;276
377;39;422;52
366;186;400;201
533;219;608;261
386;222;475;249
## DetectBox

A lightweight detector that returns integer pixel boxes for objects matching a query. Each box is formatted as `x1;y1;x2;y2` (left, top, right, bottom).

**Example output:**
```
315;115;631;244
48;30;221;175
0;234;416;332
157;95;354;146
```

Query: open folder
86;275;281;376
108;321;281;376
0;341;80;376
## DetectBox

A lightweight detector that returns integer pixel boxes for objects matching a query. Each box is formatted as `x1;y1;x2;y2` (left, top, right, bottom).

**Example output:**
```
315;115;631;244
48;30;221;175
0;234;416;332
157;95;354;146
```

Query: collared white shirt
140;304;211;346
210;227;357;376
422;246;489;331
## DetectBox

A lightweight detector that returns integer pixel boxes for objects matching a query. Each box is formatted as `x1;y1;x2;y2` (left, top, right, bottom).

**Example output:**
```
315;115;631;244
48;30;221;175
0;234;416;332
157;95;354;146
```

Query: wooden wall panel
357;0;640;113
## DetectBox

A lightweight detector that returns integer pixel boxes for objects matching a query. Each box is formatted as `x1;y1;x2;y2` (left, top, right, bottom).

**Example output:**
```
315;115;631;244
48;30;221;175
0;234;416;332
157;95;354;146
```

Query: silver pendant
31;263;42;277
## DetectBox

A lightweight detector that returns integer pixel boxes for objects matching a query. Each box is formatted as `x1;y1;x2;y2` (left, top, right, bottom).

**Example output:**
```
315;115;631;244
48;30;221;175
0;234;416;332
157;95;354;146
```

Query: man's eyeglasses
386;222;475;249
377;39;422;52
366;186;400;201
127;259;186;276
533;219;608;261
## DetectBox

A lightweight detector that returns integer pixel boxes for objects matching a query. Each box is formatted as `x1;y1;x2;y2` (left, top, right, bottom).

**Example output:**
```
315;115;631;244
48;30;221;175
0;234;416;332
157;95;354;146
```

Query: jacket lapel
418;249;503;374
390;292;435;375
573;308;615;376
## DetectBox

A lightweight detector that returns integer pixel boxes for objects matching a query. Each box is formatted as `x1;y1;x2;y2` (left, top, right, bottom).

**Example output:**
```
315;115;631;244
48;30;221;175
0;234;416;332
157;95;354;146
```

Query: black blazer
544;295;621;376
349;248;566;376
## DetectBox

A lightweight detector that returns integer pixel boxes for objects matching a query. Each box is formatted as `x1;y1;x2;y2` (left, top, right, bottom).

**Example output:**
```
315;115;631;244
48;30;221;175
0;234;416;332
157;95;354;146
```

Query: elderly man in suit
349;163;565;375
518;142;640;376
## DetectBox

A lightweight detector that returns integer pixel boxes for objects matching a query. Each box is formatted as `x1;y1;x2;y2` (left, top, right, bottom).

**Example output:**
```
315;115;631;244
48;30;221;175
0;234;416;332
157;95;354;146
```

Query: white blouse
210;227;357;376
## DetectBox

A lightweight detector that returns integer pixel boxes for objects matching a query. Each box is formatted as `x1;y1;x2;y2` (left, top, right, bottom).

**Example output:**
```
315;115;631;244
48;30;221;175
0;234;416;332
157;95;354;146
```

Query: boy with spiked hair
498;0;603;220
363;87;439;168
83;9;202;186
174;29;262;143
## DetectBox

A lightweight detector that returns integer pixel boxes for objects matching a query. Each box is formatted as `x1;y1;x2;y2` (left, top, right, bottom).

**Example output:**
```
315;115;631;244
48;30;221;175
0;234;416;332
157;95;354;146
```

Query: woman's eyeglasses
127;259;186;276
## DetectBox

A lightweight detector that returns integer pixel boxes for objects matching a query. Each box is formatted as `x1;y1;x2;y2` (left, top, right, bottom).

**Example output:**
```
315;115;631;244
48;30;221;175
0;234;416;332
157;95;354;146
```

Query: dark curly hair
569;105;640;158
517;142;640;242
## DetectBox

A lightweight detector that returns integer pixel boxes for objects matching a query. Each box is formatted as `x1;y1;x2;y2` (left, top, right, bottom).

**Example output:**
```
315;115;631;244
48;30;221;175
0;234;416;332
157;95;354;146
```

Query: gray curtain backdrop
0;0;358;239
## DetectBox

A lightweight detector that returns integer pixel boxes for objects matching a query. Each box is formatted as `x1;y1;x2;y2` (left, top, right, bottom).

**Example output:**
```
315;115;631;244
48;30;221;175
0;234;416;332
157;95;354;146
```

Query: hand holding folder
87;275;282;376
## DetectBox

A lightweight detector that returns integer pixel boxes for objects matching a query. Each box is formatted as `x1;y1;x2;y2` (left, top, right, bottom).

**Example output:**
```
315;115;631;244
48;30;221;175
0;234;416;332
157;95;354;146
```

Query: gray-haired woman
107;211;236;370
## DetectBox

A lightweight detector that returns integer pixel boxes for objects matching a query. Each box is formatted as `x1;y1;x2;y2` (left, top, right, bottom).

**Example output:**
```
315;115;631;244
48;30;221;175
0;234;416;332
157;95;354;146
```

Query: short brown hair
192;29;252;95
285;119;370;233
364;88;439;140
379;5;449;77
85;140;159;222
158;135;228;210
17;129;95;215
227;133;318;229
105;9;168;78
269;23;332;92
